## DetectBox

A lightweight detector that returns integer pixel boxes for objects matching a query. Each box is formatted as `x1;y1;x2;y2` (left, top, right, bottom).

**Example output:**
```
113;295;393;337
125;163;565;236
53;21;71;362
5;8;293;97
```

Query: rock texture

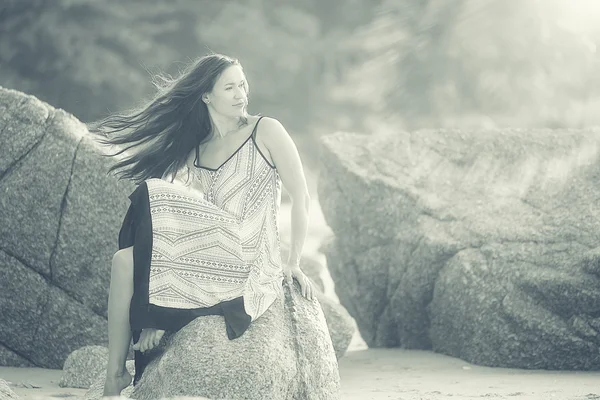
84;282;340;400
315;292;354;359
59;345;109;389
319;128;600;369
281;246;355;358
84;360;135;400
0;379;20;400
0;345;34;368
0;87;134;368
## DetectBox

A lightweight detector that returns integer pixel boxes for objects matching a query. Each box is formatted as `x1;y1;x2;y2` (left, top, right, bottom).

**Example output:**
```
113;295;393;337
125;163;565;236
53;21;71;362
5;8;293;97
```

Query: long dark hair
88;53;246;184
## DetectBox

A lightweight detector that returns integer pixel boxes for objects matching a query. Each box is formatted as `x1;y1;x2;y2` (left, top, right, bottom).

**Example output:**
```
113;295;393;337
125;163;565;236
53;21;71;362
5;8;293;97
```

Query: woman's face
206;65;249;118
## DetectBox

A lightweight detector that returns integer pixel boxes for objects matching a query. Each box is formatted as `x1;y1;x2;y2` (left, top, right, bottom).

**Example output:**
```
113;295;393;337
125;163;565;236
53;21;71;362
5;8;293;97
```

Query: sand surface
2;348;599;400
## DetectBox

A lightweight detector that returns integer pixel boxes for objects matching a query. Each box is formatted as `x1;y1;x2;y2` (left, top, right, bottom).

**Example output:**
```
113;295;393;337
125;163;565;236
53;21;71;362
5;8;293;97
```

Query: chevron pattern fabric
146;127;283;321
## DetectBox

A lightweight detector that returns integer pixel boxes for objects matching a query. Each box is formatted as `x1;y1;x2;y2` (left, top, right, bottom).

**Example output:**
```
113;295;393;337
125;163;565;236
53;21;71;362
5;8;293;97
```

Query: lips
233;102;245;107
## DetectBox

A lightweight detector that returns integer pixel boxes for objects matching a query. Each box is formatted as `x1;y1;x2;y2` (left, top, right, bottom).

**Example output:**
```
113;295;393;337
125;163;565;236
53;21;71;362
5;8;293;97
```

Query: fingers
133;329;165;353
301;277;307;298
305;278;314;301
306;278;314;300
132;331;144;351
296;274;314;301
285;266;315;301
132;331;146;352
153;329;165;348
139;331;150;353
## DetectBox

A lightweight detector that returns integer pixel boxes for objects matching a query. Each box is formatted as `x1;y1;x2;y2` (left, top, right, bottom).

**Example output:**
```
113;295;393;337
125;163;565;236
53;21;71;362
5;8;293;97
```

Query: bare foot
103;370;132;398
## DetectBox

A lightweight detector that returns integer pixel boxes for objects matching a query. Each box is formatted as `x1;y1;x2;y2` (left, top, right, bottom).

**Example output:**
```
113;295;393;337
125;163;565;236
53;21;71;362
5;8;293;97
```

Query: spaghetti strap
251;116;265;140
249;116;275;169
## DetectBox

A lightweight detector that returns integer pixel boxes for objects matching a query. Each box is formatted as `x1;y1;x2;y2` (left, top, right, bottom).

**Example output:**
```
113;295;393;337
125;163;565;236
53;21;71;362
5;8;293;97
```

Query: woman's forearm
286;194;310;266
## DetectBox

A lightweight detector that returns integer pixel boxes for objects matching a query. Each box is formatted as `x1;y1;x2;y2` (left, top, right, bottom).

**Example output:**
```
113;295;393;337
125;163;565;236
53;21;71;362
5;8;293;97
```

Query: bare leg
103;247;134;397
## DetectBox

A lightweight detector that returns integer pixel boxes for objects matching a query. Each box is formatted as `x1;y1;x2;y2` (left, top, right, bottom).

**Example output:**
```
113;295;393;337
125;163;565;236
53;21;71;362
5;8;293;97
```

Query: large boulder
84;282;340;400
59;345;109;389
0;86;353;369
318;128;600;369
0;87;134;368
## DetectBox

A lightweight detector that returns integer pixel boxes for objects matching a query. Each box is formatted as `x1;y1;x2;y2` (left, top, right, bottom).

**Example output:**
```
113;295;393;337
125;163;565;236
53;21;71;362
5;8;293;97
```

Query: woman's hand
283;262;314;301
132;328;165;352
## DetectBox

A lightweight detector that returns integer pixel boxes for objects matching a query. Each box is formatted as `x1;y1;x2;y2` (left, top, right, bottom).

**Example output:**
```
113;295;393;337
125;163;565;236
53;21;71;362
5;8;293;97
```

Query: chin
220;108;246;120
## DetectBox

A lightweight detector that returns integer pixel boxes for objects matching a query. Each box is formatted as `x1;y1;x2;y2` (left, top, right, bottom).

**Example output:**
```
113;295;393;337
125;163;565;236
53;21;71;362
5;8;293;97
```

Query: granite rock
319;127;600;369
59;345;109;389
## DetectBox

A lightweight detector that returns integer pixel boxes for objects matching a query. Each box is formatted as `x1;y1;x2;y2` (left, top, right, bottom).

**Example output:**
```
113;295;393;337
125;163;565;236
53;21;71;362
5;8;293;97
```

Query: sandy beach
2;347;599;400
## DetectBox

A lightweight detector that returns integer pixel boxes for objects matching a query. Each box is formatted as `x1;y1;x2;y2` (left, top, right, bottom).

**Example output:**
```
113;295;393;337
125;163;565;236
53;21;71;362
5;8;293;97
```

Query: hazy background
3;3;600;397
2;0;600;183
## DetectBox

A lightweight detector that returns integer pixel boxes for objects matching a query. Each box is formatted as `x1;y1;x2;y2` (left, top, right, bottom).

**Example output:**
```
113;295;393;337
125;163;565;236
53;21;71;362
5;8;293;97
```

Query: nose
234;87;246;101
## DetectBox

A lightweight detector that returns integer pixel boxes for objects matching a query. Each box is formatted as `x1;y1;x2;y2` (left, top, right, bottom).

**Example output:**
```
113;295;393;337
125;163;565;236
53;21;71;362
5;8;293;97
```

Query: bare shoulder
253;116;291;164
255;116;308;195
254;116;305;173
255;116;290;143
257;115;284;129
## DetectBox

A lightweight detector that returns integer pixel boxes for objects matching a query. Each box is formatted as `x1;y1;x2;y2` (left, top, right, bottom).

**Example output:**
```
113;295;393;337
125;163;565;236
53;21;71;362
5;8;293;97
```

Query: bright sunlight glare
545;0;600;32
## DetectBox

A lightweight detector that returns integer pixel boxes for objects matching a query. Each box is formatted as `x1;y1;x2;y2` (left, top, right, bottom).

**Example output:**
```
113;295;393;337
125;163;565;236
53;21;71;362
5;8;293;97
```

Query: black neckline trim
194;116;265;171
194;134;253;171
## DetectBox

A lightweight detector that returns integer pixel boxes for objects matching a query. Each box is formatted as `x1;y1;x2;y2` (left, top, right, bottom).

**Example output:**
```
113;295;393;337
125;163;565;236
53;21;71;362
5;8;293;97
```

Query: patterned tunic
145;116;284;321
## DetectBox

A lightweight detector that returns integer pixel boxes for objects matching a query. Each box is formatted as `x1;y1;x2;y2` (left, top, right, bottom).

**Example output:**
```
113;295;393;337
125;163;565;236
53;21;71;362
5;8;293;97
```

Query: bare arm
261;117;313;299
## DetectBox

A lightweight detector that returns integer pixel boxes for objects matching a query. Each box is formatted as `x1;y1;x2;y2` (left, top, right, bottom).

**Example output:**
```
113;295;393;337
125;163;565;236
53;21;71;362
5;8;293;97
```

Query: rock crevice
49;136;84;281
0;103;53;182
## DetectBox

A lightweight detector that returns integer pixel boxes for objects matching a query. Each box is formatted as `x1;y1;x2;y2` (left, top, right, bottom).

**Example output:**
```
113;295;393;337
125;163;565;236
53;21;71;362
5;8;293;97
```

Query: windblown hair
88;53;247;184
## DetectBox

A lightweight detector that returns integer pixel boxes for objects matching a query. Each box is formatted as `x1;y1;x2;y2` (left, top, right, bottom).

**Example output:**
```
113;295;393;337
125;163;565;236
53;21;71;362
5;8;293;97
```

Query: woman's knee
112;247;134;276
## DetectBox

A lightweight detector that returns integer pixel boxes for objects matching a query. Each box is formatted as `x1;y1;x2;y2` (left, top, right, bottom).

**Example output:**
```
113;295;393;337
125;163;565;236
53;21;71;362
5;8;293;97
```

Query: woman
90;53;314;397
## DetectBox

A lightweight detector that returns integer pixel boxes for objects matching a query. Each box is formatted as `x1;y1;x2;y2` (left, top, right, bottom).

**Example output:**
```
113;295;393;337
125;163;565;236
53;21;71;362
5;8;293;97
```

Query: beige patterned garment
145;124;284;321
